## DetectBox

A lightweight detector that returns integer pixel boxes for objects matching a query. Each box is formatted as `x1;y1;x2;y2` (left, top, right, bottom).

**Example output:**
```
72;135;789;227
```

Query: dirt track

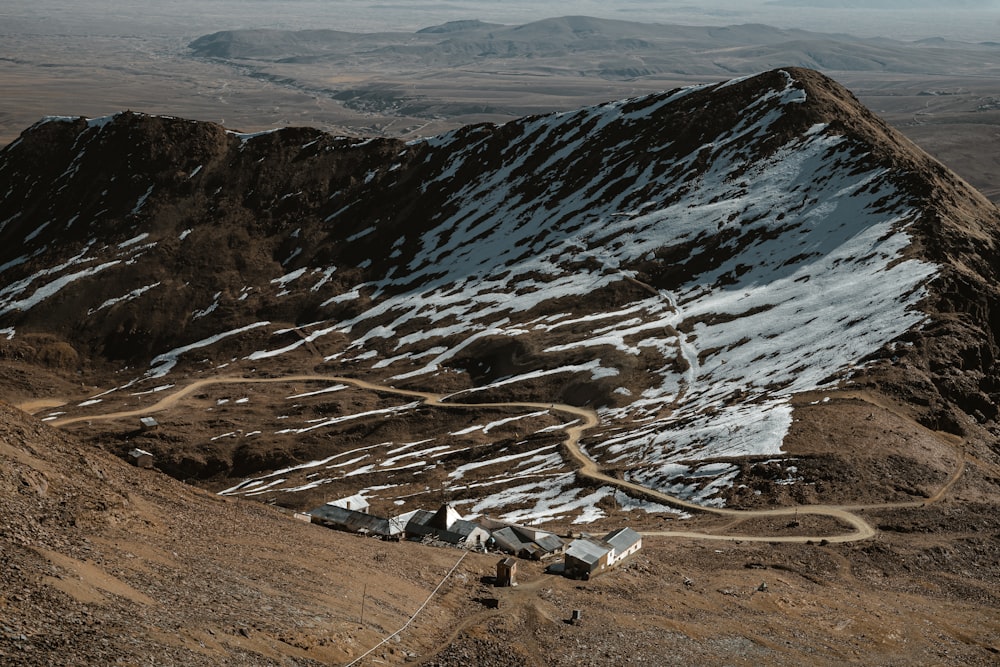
41;373;968;544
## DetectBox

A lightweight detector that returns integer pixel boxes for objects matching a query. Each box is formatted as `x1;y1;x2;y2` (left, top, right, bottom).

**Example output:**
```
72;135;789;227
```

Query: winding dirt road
44;373;964;544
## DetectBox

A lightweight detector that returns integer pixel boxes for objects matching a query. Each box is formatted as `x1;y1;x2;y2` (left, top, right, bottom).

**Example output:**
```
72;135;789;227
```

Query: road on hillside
41;373;965;544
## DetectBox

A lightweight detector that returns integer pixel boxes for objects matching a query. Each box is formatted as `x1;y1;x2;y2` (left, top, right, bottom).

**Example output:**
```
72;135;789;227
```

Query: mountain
770;0;997;7
1;68;999;523
3;398;998;665
178;16;1000;206
187;16;1000;78
4;66;1000;665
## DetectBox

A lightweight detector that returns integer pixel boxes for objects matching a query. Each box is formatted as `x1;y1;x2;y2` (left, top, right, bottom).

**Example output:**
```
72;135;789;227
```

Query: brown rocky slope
0;69;997;433
0;67;1000;515
2;66;1000;664
2;397;1000;665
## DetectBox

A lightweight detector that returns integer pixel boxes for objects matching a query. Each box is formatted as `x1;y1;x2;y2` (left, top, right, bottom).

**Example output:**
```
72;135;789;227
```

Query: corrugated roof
405;509;435;529
309;505;390;536
403;510;488;546
519;543;544;559
327;494;370;511
491;527;530;553
604;527;641;553
450;519;482;538
565;538;610;565
534;533;565;553
509;525;539;544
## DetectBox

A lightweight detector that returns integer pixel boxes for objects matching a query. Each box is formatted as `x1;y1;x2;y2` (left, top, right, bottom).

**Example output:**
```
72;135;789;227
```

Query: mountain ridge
4;66;1000;664
1;67;998;518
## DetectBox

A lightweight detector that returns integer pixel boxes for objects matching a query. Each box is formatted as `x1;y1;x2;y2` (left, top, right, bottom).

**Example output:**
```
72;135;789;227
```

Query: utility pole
360;584;367;628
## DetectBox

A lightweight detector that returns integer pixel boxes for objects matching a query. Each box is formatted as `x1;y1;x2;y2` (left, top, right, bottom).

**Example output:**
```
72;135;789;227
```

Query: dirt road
43;373;965;544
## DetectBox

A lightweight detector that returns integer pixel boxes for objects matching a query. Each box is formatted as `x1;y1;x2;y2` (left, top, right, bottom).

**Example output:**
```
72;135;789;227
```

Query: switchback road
38;373;966;544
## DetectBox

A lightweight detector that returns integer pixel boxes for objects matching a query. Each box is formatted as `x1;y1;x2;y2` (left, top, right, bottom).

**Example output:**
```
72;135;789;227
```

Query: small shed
128;448;154;469
139;417;159;431
496;557;518;587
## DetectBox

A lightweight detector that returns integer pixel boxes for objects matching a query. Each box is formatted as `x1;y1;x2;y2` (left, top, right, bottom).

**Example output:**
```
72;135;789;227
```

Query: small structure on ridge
128;448;154;469
496;557;518;587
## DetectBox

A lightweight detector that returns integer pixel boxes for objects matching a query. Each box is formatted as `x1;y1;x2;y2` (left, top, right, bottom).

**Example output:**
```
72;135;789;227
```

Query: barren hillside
2;391;999;665
2;67;1000;663
2;68;999;512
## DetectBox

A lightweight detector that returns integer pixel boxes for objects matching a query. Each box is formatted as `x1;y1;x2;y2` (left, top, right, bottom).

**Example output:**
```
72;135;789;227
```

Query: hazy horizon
3;0;1000;42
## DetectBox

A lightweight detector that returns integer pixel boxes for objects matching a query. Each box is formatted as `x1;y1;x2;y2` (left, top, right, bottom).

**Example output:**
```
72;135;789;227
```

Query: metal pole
360;583;367;627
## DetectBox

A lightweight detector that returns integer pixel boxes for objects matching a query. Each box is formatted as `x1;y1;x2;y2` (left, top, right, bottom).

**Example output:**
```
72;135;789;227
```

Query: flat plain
2;3;999;200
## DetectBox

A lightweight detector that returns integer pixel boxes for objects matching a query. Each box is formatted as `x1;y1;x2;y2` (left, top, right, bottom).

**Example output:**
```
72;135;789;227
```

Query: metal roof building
308;504;391;537
480;520;566;559
563;538;612;579
404;505;490;549
491;526;532;555
563;527;642;579
326;494;371;514
128;448;154;469
533;532;566;555
604;527;642;566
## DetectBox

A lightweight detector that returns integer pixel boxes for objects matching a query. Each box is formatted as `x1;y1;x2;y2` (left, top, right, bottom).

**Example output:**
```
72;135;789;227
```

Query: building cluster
305;495;642;579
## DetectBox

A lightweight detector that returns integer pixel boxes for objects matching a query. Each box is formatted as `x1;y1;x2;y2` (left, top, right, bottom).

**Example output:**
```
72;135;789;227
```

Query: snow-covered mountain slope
1;68;998;521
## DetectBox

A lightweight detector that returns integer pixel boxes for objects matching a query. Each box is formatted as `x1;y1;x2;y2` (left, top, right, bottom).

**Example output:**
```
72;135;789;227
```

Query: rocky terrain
2;395;1000;665
2;67;1000;663
2;67;999;513
0;398;493;665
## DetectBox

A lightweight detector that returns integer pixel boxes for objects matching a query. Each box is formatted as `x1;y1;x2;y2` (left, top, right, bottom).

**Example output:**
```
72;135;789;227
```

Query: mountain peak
1;68;998;517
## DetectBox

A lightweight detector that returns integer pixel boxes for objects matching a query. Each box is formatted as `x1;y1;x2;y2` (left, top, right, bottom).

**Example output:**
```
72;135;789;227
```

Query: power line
345;550;468;666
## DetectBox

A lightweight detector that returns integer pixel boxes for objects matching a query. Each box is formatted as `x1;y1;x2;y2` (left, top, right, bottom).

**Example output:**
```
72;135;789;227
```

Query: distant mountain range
188;15;1000;77
183;15;1000;129
769;0;998;8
